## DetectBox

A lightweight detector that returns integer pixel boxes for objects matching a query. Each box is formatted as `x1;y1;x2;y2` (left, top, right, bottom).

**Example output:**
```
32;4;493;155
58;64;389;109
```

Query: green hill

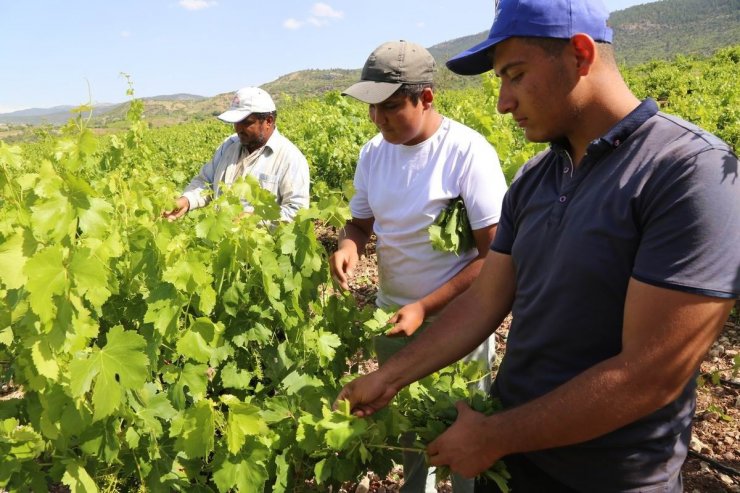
2;0;737;133
610;0;740;65
162;0;740;117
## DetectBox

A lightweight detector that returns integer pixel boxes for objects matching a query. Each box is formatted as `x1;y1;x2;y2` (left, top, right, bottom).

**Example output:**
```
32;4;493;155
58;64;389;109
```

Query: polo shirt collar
550;98;659;159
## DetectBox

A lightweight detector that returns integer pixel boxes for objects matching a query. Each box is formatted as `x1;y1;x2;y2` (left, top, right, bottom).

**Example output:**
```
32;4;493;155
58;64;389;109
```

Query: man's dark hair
252;111;278;123
395;83;434;105
522;37;617;67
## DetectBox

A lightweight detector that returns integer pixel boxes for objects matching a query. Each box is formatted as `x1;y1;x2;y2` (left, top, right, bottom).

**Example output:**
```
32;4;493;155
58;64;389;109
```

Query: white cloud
283;18;303;30
179;0;217;11
416;22;426;29
311;3;343;19
121;30;131;38
283;2;343;30
306;17;328;27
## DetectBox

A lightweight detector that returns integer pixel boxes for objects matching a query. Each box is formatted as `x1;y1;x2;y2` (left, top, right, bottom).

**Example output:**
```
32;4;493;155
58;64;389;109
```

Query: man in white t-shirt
330;40;507;493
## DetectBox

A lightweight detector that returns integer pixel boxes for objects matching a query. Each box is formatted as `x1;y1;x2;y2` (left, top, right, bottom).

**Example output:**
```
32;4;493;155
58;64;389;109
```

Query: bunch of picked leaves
429;196;475;255
395;362;511;491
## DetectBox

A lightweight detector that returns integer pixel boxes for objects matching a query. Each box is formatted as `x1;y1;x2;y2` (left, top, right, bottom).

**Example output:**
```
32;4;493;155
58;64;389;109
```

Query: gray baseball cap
342;40;436;104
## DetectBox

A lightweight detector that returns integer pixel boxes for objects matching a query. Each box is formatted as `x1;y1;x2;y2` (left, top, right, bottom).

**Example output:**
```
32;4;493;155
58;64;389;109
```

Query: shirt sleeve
349;146;374;219
632;148;740;298
459;136;508;230
182;137;232;210
276;148;310;222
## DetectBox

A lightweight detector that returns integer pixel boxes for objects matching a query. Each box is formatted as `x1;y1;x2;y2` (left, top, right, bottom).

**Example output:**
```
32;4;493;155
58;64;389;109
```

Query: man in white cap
331;40;508;493
163;87;309;222
334;0;739;491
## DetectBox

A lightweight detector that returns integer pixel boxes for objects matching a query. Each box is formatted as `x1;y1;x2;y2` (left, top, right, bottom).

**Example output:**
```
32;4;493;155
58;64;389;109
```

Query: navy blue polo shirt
491;99;740;491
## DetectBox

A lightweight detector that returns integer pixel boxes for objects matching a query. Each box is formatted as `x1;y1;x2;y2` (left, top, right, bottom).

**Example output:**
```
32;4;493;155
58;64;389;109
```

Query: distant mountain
262;69;361;102
2;0;737;128
3;105;77;118
0;95;206;126
141;93;207;102
0;103;119;125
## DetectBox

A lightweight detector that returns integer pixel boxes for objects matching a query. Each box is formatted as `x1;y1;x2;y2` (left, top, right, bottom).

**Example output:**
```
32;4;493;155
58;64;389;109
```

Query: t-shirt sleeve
459;137;508;230
349;146;374;219
632;148;740;298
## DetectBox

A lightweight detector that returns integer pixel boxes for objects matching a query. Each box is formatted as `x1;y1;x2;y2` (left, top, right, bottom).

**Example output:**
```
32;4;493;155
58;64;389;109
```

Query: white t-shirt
350;117;508;308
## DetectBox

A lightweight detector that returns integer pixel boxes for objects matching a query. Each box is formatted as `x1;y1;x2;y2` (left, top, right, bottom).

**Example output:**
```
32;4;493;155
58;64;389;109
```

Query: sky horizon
1;0;653;113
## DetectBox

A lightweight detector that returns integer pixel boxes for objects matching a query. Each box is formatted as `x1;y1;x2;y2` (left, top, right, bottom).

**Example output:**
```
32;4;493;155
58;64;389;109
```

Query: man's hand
334;370;399;417
162;196;190;222
386;302;425;337
329;246;359;291
427;401;500;478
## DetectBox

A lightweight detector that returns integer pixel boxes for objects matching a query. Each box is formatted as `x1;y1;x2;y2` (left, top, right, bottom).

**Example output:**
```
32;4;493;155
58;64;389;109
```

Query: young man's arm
330;217;375;291
386;223;497;336
426;278;734;478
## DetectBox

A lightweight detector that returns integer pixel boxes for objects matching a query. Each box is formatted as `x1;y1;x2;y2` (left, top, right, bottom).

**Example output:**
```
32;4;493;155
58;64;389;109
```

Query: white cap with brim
217;86;276;123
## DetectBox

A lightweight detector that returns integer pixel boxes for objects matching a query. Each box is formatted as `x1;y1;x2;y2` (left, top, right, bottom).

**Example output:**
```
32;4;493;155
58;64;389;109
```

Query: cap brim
217;109;251;123
445;36;505;75
341;81;403;104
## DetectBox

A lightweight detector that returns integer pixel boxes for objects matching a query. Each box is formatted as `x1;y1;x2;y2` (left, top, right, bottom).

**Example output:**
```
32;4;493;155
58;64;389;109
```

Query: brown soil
318;224;740;493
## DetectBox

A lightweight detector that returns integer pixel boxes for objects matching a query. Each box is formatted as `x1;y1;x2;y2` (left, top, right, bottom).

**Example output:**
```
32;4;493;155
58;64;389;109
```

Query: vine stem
366;444;425;454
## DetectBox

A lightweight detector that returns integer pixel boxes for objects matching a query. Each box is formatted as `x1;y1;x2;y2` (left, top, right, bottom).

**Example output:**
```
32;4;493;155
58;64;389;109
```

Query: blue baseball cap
446;0;613;75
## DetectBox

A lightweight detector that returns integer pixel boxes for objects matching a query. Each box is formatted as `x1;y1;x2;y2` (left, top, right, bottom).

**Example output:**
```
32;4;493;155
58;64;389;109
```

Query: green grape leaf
194;212;231;242
31;340;60;381
316;330;341;365
319;407;369;450
25;245;69;323
428;197;475;255
30;193;76;243
221;395;269;454
0;232;29;289
69;326;149;420
171;363;209;406
169;400;214;459
78;197;113;238
212;447;269;493
176;329;212;363
61;460;98;493
69;248;111;308
314;458;331;484
272;451;290;493
281;370;322;394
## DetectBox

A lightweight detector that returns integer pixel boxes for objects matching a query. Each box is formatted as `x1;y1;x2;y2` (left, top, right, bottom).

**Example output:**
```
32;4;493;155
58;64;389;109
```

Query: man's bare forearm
338;219;373;256
379;252;515;389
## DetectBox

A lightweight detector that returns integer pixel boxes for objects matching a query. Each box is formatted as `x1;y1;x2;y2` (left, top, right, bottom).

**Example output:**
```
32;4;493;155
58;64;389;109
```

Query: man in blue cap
334;0;740;491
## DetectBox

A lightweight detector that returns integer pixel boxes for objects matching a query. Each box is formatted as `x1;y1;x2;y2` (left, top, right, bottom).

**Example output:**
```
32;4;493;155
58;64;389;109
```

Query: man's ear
570;33;597;76
421;87;434;109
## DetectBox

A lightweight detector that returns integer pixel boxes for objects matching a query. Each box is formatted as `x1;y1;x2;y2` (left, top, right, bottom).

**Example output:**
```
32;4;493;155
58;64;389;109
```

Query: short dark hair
251;111;278;123
394;83;434;105
522;37;617;67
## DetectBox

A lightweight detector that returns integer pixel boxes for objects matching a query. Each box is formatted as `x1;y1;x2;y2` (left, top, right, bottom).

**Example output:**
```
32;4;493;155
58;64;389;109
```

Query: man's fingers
386;325;402;337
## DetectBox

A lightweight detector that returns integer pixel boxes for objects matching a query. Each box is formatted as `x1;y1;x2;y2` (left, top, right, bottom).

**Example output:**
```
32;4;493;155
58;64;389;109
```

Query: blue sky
0;0;652;113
